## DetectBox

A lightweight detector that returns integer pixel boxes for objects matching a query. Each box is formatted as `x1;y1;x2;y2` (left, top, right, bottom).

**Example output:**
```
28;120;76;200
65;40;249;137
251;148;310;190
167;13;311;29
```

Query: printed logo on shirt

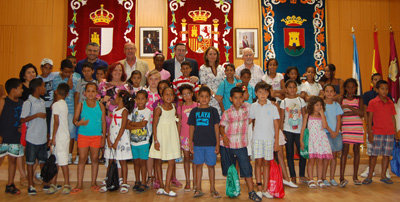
130;111;148;143
195;111;210;126
13;106;22;127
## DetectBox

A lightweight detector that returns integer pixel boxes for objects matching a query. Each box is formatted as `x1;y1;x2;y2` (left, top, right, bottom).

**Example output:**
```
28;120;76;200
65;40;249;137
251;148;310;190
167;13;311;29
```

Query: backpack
41;153;58;183
226;164;240;198
268;159;285;198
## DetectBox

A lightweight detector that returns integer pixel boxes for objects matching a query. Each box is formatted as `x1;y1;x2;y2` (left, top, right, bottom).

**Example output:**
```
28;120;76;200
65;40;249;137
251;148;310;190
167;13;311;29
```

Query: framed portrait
236;28;258;58
139;27;162;57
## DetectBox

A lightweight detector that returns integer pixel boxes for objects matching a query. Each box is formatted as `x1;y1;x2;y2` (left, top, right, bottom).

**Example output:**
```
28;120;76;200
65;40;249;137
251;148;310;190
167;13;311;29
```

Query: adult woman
323;64;344;100
199;46;225;116
19;63;38;101
262;58;285;100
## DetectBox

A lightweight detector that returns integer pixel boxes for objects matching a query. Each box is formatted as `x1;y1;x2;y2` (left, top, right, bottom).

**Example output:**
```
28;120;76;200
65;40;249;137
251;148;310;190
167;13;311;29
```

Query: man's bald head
242;48;254;66
124;42;137;59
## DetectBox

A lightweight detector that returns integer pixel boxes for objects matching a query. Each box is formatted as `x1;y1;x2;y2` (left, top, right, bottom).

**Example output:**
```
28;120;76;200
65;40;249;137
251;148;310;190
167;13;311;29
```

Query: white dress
104;107;132;160
199;64;225;116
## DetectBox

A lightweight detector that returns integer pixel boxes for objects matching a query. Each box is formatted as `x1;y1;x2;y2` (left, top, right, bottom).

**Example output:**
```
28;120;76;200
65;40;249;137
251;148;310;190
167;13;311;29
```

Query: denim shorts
131;143;150;160
327;132;343;152
220;146;252;178
25;142;48;165
193;146;217;166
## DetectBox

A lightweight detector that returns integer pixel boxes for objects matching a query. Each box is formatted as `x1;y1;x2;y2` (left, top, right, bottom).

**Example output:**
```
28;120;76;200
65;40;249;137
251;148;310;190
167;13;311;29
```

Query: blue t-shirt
52;73;80;114
216;78;240;110
187;106;220;146
78;101;102;136
245;84;255;104
324;101;344;133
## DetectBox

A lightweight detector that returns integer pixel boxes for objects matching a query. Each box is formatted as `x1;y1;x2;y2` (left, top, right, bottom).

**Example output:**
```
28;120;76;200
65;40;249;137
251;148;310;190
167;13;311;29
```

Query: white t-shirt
249;100;280;141
262;73;284;90
300;81;322;96
50;100;70;142
129;107;152;146
280;97;306;133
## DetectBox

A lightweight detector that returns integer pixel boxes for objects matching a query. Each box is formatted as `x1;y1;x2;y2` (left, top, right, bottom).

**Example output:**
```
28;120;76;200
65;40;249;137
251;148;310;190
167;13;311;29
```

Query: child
20;78;48;195
172;61;199;102
53;59;79;165
177;84;198;191
339;78;364;187
146;70;162;111
95;66;107;84
127;70;144;95
153;52;171;81
50;83;71;194
322;84;343;186
300;96;333;188
188;86;220;198
220;87;262;202
216;64;241;112
363;80;398;185
75;62;96;104
0;78;24;194
101;90;134;193
300;66;323;101
279;80;306;186
262;59;285;100
72;83;106;193
250;82;280;198
284;66;301;94
239;68;255;104
149;87;181;197
128;90;151;192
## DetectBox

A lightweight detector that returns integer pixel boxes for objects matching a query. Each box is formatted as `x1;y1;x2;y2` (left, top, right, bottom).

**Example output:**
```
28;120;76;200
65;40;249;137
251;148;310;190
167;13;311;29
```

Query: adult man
235;48;264;88
119;42;149;86
162;43;199;80
75;43;108;79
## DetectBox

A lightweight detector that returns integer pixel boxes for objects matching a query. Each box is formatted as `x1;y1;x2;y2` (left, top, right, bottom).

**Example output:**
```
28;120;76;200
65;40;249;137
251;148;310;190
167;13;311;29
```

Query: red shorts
77;135;102;148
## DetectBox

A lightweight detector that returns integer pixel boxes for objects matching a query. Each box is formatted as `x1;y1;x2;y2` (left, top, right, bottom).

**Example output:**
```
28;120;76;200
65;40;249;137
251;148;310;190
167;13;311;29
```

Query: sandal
308;180;317;188
317;180;326;188
136;184;146;193
164;190;177;197
184;184;191;192
362;178;373;185
339;179;348;188
211;191;221;198
120;184;129;194
194;190;204;198
61;185;71;194
71;188;83;194
99;186;108;193
353;179;362;185
380;178;393;184
91;185;101;192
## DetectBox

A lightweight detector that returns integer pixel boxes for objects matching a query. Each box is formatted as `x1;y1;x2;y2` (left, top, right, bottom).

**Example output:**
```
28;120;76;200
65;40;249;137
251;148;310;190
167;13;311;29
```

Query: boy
95;66;107;84
75;62;95;104
53;59;79;165
239;68;255;104
219;87;261;202
172;61;199;102
50;83;71;194
216;64;241;112
127;90;151;192
20;78;47;195
363;80;398;185
188;86;220;198
0;78;24;194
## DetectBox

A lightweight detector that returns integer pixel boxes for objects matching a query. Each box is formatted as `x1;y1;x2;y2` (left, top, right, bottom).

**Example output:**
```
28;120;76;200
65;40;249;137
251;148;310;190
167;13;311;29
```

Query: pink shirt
219;103;250;149
178;102;198;139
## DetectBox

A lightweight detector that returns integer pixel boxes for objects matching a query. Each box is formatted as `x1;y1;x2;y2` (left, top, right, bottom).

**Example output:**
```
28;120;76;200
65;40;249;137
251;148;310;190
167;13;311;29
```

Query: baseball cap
41;58;53;66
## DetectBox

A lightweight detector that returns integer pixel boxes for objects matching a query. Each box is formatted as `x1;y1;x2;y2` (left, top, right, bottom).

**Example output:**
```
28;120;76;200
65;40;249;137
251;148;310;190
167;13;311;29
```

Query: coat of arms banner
67;0;136;62
167;0;234;66
262;0;327;79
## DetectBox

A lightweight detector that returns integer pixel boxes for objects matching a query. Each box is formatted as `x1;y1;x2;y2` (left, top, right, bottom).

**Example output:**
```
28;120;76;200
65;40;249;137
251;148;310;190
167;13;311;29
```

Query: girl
279;80;306;186
72;83;106;193
126;70;144;95
284;66;301;95
339;78;364;187
250;82;280;198
153;52;171;81
101;90;134;193
145;70;162;111
322;84;343;187
323;64;344;100
177;84;198;191
300;96;332;188
262;59;285;100
149;87;181;197
300;66;323;101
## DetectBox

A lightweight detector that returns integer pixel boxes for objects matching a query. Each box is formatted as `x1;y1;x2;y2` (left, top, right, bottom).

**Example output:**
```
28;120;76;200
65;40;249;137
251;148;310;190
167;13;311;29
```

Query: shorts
54;144;69;166
46;108;52;135
252;139;274;161
78;135;102;148
68;113;77;140
193;146;217;166
220;146;252;178
370;134;395;156
0;143;24;158
327;132;343;152
366;133;373;156
131;143;150;160
25;142;48;165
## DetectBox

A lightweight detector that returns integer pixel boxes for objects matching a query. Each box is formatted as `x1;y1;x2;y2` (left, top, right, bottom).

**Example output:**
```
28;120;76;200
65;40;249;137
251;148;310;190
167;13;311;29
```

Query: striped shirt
219;103;250;149
172;76;199;101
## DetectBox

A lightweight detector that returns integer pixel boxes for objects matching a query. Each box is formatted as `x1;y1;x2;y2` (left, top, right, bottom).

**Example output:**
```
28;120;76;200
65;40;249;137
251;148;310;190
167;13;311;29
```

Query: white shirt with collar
174;58;185;80
124;59;137;79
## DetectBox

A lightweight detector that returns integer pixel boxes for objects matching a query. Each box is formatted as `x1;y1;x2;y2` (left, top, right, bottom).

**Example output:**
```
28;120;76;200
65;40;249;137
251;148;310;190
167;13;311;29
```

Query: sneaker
323;180;331;187
28;186;37;195
386;169;391;179
68;153;72;165
256;191;262;198
43;185;50;191
74;156;79;165
46;184;58;194
5;184;20;194
330;179;338;186
171;178;182;187
132;182;140;191
283;179;298;188
262;191;273;199
249;191;262;202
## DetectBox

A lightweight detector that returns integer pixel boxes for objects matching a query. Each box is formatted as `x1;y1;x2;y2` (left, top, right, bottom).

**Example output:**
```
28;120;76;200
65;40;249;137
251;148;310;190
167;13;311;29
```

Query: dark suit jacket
162;58;199;80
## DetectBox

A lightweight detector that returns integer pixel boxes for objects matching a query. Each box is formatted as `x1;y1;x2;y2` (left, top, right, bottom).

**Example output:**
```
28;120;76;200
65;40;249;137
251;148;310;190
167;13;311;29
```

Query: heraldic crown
188;7;212;23
90;4;114;25
281;15;307;26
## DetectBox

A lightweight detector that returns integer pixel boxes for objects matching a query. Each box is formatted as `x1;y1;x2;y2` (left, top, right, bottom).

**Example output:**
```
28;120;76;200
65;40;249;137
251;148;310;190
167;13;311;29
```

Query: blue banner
261;0;327;79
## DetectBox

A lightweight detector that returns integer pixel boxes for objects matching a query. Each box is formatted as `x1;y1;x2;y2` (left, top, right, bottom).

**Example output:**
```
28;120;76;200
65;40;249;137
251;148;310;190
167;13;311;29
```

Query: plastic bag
300;128;309;159
390;142;400;177
106;160;120;191
40;154;58;183
226;164;240;198
268;160;285;198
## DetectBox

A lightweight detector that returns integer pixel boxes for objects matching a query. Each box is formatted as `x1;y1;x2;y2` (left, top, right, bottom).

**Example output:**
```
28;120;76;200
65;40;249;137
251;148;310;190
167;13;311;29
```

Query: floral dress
308;115;333;159
199;64;225;116
104;108;132;160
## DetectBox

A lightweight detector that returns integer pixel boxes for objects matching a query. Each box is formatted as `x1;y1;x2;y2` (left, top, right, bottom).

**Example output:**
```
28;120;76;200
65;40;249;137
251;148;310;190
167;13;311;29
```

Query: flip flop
70;188;82;194
353;179;362;185
91;185;101;192
339;179;348;188
362;178;373;185
194;190;204;198
380;178;393;184
211;191;221;199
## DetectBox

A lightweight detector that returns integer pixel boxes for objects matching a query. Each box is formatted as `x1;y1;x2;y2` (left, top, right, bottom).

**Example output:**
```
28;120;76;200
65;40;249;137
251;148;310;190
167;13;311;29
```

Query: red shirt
367;96;396;135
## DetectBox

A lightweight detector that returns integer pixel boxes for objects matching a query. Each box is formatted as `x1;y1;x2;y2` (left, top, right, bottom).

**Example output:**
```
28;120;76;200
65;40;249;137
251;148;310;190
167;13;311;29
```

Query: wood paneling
0;0;399;93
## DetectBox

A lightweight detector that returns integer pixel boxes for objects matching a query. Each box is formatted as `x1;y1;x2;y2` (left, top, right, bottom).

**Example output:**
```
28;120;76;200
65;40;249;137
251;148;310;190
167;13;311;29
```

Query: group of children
0;56;398;201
